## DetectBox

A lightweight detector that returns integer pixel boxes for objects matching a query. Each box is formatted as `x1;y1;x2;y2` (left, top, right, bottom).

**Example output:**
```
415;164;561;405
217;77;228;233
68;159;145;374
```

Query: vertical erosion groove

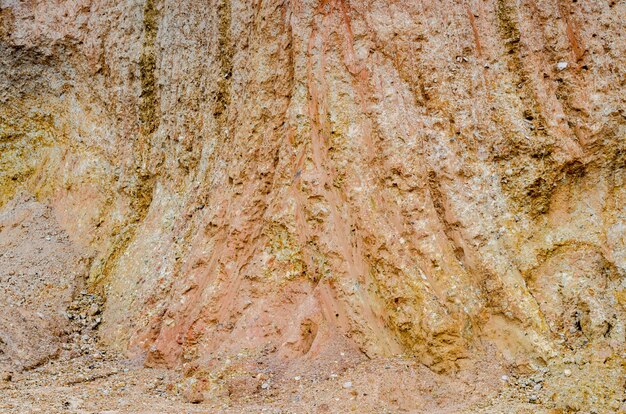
213;0;233;129
139;0;160;137
494;0;559;217
495;0;547;138
90;0;160;288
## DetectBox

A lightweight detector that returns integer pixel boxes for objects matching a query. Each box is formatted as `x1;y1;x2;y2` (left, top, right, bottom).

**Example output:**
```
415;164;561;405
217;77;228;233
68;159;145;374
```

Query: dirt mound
0;193;86;372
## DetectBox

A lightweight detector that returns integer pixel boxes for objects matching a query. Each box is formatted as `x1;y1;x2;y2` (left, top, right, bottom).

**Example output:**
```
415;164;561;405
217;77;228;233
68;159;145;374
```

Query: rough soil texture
0;193;85;372
0;0;625;412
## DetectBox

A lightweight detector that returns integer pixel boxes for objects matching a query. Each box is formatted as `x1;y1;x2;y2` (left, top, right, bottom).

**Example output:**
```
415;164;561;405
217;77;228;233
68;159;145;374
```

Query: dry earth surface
1;0;625;412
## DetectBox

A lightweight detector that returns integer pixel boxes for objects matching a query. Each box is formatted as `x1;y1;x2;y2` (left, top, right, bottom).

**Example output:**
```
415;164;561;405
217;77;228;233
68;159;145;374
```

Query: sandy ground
0;351;544;414
4;348;620;414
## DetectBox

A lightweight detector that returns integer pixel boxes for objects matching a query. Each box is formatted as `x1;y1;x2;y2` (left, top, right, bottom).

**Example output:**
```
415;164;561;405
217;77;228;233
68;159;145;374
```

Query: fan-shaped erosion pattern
0;0;624;412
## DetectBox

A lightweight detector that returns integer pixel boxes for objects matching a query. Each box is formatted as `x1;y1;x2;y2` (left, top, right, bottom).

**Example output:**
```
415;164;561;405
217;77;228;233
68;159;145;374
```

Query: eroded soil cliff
0;0;625;412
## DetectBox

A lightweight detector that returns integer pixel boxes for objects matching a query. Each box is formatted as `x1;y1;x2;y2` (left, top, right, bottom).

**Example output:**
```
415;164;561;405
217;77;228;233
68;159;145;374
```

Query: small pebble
500;375;509;381
294;376;301;381
564;368;572;377
343;381;353;389
556;61;568;71
88;303;100;316
261;382;269;390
